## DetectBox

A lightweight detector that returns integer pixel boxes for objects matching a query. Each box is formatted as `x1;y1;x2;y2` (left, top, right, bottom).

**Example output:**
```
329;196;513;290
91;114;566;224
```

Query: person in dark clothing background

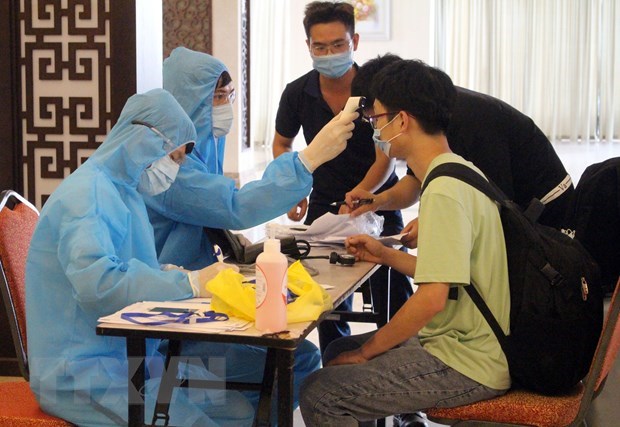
271;2;414;364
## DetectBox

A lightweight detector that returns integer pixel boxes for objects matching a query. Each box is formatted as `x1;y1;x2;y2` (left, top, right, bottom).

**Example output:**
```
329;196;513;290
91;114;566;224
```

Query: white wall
286;0;433;85
212;0;243;173
276;0;434;153
136;0;163;93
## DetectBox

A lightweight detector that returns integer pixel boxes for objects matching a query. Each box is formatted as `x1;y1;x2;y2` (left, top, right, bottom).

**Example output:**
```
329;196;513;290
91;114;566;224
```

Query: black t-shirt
276;68;402;233
408;87;572;227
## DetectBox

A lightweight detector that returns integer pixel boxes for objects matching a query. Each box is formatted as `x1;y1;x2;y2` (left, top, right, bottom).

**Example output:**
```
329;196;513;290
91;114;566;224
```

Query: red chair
426;277;620;427
0;190;73;426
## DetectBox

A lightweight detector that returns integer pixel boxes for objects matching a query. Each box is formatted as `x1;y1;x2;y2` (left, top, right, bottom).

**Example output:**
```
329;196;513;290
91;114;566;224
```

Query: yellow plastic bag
286;260;333;323
206;261;333;324
206;268;256;321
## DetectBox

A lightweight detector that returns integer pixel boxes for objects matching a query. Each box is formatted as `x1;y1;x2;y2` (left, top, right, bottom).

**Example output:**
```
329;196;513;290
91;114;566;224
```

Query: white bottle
255;236;287;332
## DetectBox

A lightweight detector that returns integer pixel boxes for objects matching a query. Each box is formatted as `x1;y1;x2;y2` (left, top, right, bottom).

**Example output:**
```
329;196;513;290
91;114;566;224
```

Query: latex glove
188;262;240;297
161;264;189;273
299;110;358;172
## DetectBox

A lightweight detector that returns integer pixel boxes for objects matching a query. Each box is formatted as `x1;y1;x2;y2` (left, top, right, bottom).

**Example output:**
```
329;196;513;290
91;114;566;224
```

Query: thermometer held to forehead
342;96;366;113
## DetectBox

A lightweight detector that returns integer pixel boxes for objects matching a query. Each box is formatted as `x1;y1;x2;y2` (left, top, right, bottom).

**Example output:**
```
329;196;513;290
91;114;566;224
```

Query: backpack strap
422;162;544;223
463;284;509;348
421;162;510;348
421;162;507;203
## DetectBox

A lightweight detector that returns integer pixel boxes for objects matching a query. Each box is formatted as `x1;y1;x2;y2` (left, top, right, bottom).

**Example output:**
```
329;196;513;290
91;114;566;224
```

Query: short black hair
303;1;355;39
351;53;402;105
371;60;456;135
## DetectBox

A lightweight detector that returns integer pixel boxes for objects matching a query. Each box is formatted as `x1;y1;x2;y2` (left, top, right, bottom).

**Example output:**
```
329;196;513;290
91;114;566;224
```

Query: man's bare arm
347;174;422;217
360;283;449;359
354;147;394;192
328;282;449;365
272;131;294;158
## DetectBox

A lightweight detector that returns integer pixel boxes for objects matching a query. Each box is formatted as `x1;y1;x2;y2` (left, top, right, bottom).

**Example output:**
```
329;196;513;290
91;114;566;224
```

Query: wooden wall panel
20;0;113;207
0;0;138;375
163;0;212;58
0;0;20;194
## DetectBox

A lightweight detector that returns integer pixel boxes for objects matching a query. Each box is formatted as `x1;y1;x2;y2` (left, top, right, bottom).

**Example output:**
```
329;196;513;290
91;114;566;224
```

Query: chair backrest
0;190;39;381
575;277;620;420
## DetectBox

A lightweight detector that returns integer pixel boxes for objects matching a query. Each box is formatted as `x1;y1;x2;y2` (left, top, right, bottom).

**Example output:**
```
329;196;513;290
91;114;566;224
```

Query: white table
96;247;379;426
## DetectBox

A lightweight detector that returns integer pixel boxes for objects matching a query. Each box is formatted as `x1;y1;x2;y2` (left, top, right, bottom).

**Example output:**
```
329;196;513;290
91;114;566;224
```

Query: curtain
250;0;290;151
435;0;619;143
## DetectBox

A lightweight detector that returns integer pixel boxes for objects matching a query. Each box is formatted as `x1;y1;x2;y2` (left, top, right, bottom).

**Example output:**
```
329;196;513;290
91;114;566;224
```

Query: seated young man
299;59;511;426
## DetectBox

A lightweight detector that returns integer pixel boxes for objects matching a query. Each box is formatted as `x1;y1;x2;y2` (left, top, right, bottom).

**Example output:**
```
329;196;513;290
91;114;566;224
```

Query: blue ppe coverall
150;46;315;271
155;49;322;418
164;46;228;175
25;89;257;426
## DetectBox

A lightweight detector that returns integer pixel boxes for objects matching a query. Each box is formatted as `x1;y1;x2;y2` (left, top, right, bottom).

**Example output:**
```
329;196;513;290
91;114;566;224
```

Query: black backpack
422;162;604;395
562;157;620;295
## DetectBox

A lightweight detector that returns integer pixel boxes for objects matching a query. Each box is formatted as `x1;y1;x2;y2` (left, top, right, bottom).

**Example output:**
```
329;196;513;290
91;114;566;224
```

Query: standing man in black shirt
272;2;414;358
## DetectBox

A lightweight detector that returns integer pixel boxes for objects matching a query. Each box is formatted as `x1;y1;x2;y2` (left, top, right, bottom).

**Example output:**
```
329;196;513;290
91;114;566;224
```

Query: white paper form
278;213;377;243
271;212;405;246
98;300;251;333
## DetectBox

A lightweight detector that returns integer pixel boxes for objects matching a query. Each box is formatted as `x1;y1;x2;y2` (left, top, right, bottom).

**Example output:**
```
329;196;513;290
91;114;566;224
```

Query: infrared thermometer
342;96;366;113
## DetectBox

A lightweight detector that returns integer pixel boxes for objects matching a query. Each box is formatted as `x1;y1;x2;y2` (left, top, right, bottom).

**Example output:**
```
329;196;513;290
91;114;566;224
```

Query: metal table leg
126;337;146;427
276;348;295;427
253;347;277;426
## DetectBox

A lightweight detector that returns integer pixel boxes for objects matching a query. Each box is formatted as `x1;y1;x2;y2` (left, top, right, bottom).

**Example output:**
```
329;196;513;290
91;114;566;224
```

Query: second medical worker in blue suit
142;47;358;418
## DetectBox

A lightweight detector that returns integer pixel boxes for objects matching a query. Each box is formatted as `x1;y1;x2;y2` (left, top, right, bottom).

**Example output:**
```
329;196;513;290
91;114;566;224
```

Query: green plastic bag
206;261;333;324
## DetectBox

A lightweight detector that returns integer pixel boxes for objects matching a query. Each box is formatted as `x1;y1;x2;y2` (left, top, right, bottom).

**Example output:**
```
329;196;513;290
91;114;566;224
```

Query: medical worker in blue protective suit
141;47;357;416
152;46;357;270
164;46;232;175
25;89;260;426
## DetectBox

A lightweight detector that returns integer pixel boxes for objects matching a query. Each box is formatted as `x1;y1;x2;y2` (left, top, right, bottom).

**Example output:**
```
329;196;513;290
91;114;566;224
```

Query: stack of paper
98;300;251;333
271;212;405;246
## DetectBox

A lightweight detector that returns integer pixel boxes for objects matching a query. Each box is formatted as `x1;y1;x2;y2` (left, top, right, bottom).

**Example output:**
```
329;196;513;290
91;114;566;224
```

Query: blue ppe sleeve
145;151;312;230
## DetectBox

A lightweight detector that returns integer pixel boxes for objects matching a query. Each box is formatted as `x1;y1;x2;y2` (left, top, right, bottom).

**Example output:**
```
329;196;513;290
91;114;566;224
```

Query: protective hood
163;46;228;173
90;88;196;187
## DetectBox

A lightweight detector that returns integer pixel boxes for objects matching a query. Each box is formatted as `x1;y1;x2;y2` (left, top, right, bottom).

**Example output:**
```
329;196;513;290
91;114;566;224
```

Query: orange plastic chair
0;190;73;426
426;277;620;427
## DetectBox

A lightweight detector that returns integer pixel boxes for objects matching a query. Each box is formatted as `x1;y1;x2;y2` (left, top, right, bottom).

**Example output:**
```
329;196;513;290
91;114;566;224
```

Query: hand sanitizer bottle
255;231;287;332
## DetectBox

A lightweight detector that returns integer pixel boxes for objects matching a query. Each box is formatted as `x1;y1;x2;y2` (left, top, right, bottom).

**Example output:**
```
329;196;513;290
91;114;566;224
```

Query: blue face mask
212;103;234;137
311;50;354;79
137;155;180;196
372;130;392;157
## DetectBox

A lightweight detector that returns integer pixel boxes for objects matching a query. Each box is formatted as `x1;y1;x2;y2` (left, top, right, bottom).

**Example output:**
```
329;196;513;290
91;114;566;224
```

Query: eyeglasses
131;120;194;156
310;39;352;56
362;112;399;130
213;88;236;105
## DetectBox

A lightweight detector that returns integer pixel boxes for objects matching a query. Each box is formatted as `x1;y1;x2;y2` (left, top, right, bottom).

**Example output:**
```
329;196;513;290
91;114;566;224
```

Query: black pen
329;198;374;207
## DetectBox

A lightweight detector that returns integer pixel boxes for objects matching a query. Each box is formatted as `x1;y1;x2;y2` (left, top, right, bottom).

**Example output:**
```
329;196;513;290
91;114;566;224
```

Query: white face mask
372;115;401;157
137;155;180;196
212;103;234;137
